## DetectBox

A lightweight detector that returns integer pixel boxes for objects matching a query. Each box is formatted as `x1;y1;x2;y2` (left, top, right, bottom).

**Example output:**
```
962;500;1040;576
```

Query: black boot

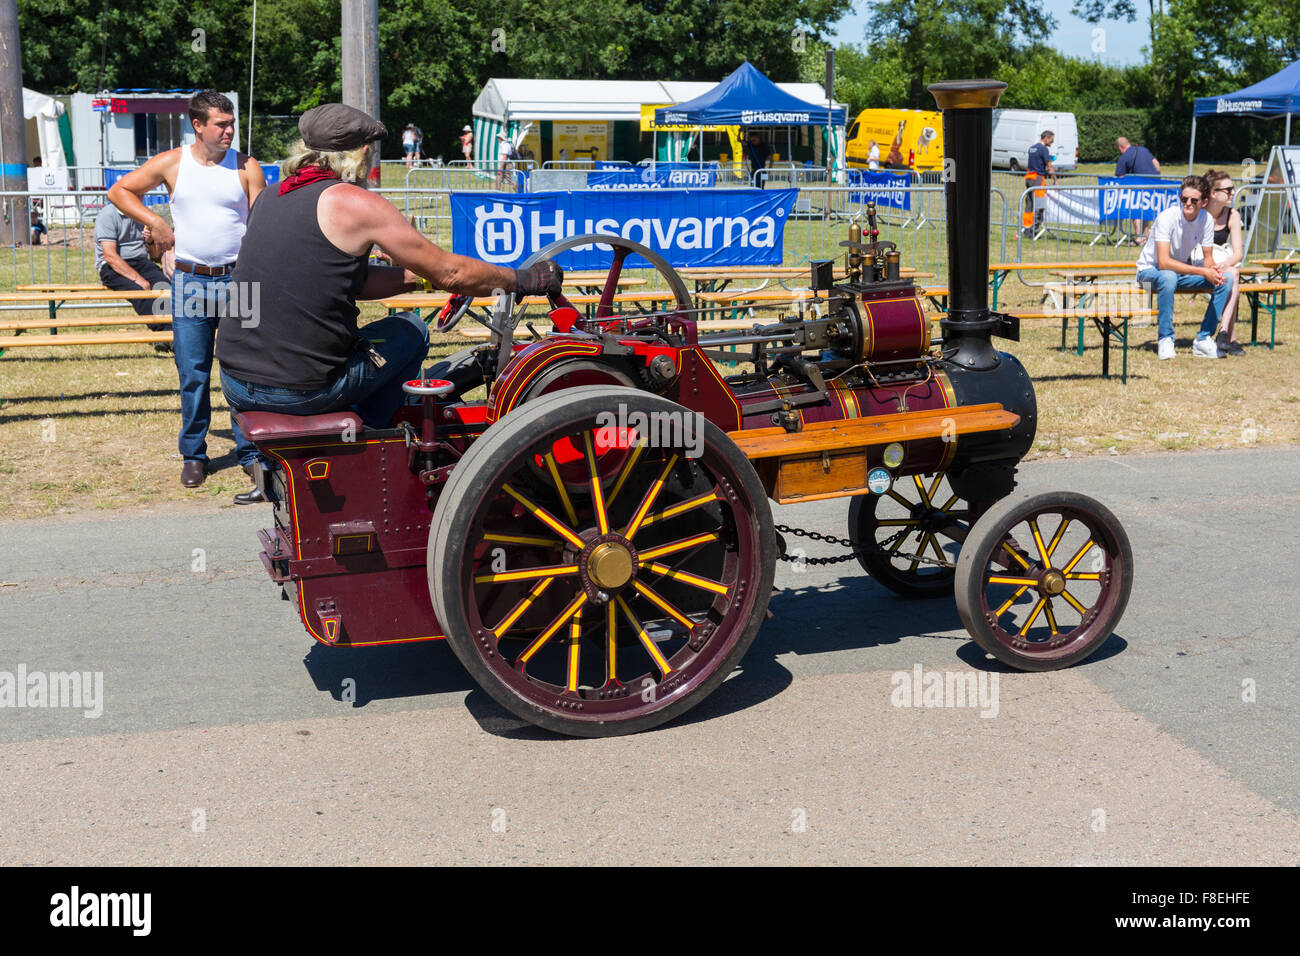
234;462;266;505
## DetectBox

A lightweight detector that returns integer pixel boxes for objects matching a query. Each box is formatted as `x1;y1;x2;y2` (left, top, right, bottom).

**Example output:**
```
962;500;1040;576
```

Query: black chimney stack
929;79;1007;370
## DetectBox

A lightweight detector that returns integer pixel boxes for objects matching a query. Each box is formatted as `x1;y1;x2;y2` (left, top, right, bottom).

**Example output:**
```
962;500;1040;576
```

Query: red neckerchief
279;164;339;196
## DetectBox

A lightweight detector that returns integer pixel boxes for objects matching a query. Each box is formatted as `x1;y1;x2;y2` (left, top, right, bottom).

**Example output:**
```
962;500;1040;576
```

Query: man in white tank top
109;91;268;500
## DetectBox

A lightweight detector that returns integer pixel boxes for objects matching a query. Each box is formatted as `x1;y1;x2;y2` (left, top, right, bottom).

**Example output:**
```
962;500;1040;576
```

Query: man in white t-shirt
1135;174;1233;359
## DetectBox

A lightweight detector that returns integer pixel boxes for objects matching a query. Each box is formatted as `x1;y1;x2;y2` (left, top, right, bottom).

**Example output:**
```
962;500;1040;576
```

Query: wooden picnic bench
0;289;170;355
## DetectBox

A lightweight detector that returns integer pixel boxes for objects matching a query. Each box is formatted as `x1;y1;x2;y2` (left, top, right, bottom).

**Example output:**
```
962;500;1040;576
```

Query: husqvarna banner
1098;176;1180;222
451;189;797;268
846;169;912;211
587;162;718;190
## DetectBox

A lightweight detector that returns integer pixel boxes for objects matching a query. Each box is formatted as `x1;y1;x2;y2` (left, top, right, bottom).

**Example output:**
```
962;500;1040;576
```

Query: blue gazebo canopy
1194;59;1300;118
655;61;845;127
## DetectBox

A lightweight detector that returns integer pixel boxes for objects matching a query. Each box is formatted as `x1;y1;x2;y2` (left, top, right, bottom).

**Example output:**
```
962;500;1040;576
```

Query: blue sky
829;0;1151;67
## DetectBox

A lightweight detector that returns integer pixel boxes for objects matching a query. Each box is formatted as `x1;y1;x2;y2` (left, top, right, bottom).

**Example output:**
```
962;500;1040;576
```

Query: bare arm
318;184;518;294
1226;209;1244;267
242;154;268;206
106;151;178;250
358;264;423;300
1152;158;1161;173
99;240;150;288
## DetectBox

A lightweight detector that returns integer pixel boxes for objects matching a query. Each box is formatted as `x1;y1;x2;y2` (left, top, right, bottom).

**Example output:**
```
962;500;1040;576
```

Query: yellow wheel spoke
606;442;646;510
624;453;679;540
520;591;587;664
913;474;932;507
927;473;944;500
906;532;923;572
994;585;1030;617
640;489;720;528
937;493;959;513
502;483;585;550
987;575;1039;586
1044;517;1071;560
616;596;673;676
474;564;579;584
1066;572;1102;581
1061;538;1096;574
582;431;609;535
633;580;697;629
1017;596;1047;637
926;531;948;563
1059;589;1089;615
999;541;1031;570
482;532;563;549
1044;600;1060;637
641;561;729;596
606;602;618;683
542;453;579;527
1030;519;1051;566
493;576;556;636
566;607;583;692
874;518;917;527
635;531;718;562
886;489;912;509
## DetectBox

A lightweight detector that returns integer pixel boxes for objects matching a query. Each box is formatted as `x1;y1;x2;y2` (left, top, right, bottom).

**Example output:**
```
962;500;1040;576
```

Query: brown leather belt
175;259;236;276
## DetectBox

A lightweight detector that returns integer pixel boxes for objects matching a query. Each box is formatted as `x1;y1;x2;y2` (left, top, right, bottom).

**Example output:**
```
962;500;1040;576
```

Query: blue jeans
220;311;429;433
1137;267;1234;341
171;269;257;466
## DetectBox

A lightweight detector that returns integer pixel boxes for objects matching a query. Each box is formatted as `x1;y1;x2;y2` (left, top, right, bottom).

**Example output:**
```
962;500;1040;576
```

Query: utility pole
0;0;28;245
341;0;380;181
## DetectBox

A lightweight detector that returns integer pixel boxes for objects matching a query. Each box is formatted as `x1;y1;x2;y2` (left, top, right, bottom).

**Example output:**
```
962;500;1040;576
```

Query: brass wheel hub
1041;569;1066;596
587;541;634;590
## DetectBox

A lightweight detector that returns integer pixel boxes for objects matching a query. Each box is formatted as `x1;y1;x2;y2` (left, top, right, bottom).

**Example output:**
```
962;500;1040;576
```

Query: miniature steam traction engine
235;81;1133;736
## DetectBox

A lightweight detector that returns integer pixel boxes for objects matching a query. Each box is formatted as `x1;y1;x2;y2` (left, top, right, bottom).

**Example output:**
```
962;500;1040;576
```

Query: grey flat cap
299;103;387;150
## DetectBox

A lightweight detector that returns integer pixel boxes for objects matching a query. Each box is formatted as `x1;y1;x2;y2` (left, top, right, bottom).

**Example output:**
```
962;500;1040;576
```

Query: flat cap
299;103;387;151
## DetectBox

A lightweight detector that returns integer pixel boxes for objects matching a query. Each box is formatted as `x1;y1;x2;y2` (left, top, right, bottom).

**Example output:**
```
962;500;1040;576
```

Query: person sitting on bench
1135;174;1234;360
94;201;172;353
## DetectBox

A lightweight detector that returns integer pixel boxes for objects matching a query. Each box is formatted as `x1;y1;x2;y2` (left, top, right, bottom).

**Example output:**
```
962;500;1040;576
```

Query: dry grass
1;288;1296;520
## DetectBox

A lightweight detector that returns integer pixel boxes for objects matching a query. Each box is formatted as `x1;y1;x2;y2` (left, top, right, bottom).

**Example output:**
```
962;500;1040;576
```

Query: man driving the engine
215;103;563;450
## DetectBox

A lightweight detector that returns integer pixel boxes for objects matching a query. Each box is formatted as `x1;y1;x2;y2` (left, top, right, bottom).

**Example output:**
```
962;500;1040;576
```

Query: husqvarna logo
1102;185;1176;217
1216;98;1262;114
468;201;784;263
474;202;526;262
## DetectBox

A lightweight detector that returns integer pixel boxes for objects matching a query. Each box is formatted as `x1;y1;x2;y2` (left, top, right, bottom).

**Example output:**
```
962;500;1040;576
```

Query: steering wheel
435;293;474;334
514;233;693;328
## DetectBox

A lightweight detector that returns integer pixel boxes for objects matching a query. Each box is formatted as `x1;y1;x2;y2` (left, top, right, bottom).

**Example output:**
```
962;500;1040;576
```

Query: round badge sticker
867;467;892;495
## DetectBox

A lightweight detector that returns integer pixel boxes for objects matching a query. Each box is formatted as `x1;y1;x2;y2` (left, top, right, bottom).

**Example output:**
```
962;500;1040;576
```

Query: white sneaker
1192;335;1224;359
1157;337;1175;360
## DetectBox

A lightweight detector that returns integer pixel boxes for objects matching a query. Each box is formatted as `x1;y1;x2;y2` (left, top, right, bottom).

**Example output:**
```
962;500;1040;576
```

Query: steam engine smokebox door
330;520;378;556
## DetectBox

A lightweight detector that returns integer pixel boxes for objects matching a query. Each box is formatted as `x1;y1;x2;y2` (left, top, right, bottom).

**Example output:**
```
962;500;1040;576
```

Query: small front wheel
954;491;1132;671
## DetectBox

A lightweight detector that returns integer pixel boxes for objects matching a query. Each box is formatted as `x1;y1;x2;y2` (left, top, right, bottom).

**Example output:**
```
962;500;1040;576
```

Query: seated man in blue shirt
1115;137;1161;241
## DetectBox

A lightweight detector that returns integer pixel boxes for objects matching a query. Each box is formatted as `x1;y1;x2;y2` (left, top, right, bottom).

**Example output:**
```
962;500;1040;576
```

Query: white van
991;109;1079;172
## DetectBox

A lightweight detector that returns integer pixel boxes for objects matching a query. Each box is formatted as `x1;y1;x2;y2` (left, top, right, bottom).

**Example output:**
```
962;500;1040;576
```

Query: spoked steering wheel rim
516;233;693;325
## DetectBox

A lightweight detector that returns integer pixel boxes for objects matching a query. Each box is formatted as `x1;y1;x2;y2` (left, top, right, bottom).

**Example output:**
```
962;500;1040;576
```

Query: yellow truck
845;108;945;173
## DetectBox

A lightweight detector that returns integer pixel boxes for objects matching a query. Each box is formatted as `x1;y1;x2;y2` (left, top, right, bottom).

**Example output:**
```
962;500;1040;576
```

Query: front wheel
954;491;1133;671
428;386;776;736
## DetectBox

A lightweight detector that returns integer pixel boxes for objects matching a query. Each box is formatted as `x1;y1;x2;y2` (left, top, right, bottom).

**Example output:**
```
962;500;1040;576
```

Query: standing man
93;201;171;352
867;140;880;172
1023;130;1055;237
108;90;267;499
744;131;772;188
1135;175;1233;361
1115;136;1162;242
460;125;474;163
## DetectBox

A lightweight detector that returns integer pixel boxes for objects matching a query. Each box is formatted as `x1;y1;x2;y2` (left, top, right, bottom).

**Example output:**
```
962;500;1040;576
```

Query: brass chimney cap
928;80;1007;110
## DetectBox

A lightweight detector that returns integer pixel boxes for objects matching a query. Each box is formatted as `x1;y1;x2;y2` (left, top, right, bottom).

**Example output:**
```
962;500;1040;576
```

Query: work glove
515;259;564;297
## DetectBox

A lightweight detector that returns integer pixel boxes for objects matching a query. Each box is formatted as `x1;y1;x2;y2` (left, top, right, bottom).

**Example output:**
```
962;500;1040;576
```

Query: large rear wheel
429;386;776;736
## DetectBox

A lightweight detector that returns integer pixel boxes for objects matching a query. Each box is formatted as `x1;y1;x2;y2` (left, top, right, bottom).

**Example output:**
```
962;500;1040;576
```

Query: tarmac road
1;447;1297;865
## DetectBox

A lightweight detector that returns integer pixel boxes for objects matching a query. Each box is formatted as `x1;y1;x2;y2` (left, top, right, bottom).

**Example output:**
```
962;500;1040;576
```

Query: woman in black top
1202;168;1246;356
